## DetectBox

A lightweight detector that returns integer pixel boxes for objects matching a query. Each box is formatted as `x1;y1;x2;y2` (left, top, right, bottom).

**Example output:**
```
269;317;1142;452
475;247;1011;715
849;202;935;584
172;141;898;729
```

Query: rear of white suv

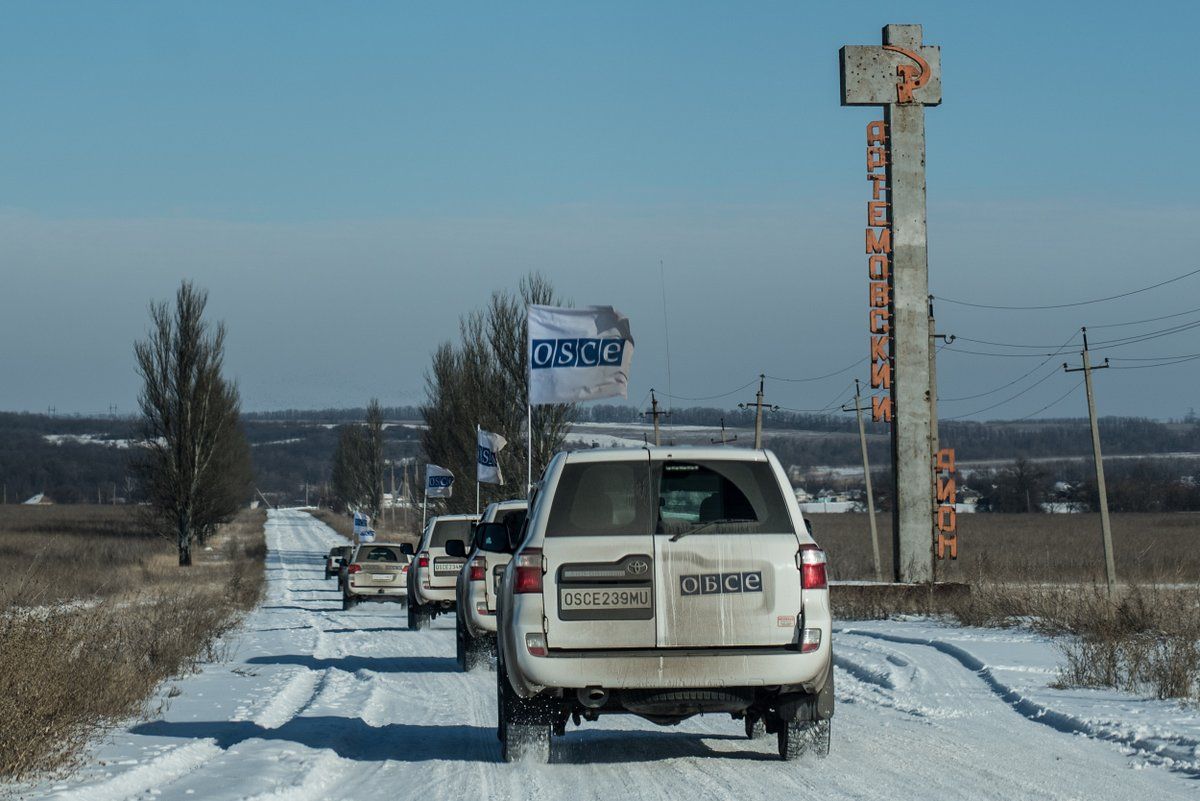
407;513;478;630
496;447;833;762
456;499;528;670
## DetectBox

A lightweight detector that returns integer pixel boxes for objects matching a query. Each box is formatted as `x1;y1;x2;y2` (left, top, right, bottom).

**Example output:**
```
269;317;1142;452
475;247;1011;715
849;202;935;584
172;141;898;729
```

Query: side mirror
444;539;466;558
399;543;415;557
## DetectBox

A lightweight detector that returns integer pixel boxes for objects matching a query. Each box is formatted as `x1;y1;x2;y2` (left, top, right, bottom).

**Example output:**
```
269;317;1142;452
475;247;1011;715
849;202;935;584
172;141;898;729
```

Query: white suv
455;499;528;670
496;447;834;762
341;542;412;610
407;513;479;630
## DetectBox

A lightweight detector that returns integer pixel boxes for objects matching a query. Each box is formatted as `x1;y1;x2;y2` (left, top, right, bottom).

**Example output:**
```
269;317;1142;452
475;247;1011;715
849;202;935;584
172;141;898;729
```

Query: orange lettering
935;448;955;472
870;335;888;362
867;201;889;227
868;254;889;280
866;227;892;254
872;395;892;423
869;307;890;334
870;360;892;389
867;146;888;171
937;505;957;533
869;281;889;308
936;476;956;504
868;173;888;200
866;120;887;145
937;532;958;559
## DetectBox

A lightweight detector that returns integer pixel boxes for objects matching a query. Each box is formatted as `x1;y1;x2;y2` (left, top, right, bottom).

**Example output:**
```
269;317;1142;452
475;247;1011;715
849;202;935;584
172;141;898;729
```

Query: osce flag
527;305;634;405
425;464;454;498
353;511;370;538
477;428;507;485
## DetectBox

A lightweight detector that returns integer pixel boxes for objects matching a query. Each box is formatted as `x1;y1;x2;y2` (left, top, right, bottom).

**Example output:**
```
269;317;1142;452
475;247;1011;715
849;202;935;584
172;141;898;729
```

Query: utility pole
642;389;670;446
1064;327;1116;594
928;297;954;578
738;375;779;449
710;417;738;446
843;380;882;582
390;461;396;525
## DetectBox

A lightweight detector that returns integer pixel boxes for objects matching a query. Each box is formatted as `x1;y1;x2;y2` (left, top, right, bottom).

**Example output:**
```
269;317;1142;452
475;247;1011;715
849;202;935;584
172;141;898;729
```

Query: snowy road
33;509;1198;800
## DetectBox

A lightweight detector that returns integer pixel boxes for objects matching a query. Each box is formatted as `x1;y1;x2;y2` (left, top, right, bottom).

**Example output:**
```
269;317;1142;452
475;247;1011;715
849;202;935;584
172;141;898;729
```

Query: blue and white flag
527;304;634;405
353;511;370;538
477;428;507;485
359;528;376;544
425;464;454;498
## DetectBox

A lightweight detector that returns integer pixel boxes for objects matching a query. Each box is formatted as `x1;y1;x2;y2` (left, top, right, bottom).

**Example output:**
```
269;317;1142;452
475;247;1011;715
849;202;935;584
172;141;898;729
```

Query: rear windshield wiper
669;518;756;542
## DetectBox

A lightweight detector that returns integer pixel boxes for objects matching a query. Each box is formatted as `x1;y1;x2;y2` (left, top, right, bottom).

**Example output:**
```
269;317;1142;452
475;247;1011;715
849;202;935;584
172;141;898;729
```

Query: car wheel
342;595;354;611
745;715;767;739
778;718;831;760
455;614;470;671
408;602;429;631
498;660;550;764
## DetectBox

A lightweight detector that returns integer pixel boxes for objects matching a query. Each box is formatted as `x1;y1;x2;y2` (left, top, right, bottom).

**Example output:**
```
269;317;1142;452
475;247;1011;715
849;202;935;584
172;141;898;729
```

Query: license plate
373;574;394;582
559;587;652;611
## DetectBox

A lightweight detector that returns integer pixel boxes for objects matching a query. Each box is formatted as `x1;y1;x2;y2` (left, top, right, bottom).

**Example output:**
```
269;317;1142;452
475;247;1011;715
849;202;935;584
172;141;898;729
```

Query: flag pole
475;424;481;516
526;402;532;497
421;479;427;531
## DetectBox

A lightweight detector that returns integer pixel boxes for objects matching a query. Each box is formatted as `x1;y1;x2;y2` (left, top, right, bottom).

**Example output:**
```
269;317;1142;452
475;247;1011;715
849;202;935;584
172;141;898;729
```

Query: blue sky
1;1;1197;419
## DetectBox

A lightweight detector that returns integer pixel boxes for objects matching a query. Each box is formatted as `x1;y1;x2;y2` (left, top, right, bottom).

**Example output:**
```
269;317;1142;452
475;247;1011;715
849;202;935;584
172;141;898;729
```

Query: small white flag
477;428;507;485
527;304;634;405
425;464;454;498
353;511;370;538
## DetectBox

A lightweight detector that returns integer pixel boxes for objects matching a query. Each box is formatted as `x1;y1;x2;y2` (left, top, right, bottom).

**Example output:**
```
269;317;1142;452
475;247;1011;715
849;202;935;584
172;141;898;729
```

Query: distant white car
455;499;528;670
407;514;479;629
496;446;834;762
342;542;413;610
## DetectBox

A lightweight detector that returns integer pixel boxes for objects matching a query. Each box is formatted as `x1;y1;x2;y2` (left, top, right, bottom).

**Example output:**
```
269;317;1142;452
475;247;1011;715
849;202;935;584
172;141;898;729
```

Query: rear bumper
347;582;406;598
511;642;831;696
414;581;457;606
462;580;497;635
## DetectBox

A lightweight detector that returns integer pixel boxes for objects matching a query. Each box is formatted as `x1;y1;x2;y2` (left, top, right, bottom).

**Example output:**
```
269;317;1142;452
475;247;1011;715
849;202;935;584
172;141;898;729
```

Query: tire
455;614;473;671
497;660;551;763
342;594;355;611
745;715;767;739
408;601;429;631
778;719;831;761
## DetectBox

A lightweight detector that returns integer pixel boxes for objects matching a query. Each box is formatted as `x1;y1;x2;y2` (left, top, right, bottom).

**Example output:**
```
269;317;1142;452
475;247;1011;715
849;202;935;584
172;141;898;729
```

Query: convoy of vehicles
325;545;352;580
407;513;479;630
455;499;528;670
324;445;833;764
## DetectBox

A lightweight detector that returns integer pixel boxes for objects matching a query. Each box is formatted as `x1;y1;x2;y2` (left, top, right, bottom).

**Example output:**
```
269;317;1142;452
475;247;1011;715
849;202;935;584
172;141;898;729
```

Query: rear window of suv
428;519;473;548
546;458;791;537
355;546;402;562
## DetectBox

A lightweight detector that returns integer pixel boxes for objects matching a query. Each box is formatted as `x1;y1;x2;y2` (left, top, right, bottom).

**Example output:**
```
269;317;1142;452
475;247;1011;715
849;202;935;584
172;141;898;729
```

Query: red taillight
797;545;827;590
417;552;430;568
347;563;362;574
469;556;486;582
513;548;543;594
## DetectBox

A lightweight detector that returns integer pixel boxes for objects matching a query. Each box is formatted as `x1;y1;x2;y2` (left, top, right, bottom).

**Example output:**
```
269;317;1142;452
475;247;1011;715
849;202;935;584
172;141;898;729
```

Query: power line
665;378;759;402
766;357;867;383
1088;304;1200;330
940;332;1079;402
1109;354;1200;370
1012;378;1086;421
942;366;1063;421
933;266;1200;310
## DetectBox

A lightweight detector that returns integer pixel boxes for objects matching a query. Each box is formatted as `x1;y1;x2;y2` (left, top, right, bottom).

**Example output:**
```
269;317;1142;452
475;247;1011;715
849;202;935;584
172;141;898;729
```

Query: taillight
513;549;543;594
469;556;486;582
347;563;362;574
797;545;827;590
800;627;822;653
525;633;547;657
417;552;430;568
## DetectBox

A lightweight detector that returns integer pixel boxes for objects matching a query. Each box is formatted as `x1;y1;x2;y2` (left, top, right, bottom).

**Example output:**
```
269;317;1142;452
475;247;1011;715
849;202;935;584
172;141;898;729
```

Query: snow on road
28;509;1198;801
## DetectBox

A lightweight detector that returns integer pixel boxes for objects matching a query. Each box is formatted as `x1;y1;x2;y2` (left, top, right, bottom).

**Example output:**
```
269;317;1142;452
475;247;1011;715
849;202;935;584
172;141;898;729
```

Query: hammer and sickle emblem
882;45;930;104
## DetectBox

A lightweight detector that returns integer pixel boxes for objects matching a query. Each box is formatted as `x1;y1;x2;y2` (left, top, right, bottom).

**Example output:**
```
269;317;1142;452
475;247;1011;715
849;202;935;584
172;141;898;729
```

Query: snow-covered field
25;509;1198;800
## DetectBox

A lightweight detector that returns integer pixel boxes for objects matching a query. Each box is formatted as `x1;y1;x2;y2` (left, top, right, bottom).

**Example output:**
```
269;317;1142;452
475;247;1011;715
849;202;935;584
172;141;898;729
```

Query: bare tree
421;272;575;511
330;399;386;519
134;281;251;566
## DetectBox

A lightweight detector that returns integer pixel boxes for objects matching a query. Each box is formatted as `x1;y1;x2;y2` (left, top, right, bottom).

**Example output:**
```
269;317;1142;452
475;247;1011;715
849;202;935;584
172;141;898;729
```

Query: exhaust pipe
577;687;609;708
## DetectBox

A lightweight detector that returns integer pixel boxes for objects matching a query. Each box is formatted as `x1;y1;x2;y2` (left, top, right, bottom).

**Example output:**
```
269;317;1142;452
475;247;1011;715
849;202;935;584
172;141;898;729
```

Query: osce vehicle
325;545;352;580
495;447;834;762
455;499;528;670
342;542;413;610
407;513;479;630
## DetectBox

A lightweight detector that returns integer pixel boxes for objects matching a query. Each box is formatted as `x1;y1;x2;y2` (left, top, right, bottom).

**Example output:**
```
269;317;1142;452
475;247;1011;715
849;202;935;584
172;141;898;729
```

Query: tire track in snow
52;741;221;801
838;627;1200;779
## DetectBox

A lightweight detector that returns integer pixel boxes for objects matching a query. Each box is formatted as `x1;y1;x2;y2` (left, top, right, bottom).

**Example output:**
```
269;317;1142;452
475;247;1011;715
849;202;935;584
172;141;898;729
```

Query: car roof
491;499;528;510
431;513;480;522
354;542;407;550
562;445;770;464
